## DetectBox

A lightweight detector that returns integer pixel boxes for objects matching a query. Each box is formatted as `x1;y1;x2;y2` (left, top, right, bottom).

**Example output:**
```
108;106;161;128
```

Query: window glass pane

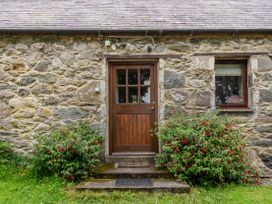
215;63;244;105
117;69;126;85
140;87;151;103
215;76;243;105
117;87;126;103
128;87;138;103
140;69;150;85
128;69;138;85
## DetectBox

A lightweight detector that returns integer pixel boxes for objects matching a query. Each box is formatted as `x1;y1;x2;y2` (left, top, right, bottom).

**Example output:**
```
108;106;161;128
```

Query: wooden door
109;62;158;153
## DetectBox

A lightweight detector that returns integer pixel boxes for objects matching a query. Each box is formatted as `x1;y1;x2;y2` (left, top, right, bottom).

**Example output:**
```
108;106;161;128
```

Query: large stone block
195;91;211;106
164;70;185;89
76;81;103;103
0;101;11;119
257;56;272;72
9;97;37;109
31;84;53;95
14;108;35;118
53;107;88;120
19;75;36;86
34;60;49;72
259;89;272;102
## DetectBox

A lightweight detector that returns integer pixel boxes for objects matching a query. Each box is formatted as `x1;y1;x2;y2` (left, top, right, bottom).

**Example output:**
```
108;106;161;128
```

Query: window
215;60;248;108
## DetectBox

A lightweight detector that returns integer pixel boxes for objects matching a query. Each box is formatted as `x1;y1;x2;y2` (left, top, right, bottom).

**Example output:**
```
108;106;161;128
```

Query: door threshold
111;152;156;156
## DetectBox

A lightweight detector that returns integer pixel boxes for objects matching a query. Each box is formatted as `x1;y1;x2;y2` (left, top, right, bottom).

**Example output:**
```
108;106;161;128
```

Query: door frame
108;60;159;155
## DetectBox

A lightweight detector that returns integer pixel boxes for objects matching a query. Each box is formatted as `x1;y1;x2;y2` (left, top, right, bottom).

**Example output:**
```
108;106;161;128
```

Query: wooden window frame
215;60;248;109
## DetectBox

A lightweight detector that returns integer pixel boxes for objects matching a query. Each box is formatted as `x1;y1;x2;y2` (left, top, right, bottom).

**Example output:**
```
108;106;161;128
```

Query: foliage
1;163;272;204
155;112;259;186
32;122;104;181
0;141;13;164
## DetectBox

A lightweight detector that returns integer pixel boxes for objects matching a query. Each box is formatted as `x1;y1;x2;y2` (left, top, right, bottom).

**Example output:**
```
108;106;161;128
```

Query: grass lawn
0;164;272;204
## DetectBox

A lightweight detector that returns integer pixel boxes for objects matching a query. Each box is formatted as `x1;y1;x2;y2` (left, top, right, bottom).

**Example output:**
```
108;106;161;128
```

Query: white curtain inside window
215;64;242;76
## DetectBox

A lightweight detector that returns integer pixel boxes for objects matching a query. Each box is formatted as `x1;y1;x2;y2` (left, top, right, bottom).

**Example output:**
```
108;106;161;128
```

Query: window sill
217;108;255;114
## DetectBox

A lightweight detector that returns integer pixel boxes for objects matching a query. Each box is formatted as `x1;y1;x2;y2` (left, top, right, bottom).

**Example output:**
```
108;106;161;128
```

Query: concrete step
76;178;190;193
95;165;172;179
106;155;155;168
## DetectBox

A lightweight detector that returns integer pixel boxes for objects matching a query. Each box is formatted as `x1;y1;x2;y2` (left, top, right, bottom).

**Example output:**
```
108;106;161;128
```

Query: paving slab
76;178;190;193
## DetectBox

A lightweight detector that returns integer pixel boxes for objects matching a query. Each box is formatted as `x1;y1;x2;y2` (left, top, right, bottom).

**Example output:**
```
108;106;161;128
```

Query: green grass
0;164;272;204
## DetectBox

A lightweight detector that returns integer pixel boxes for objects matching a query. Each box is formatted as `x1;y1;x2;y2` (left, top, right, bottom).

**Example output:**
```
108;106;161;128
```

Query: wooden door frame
108;60;159;155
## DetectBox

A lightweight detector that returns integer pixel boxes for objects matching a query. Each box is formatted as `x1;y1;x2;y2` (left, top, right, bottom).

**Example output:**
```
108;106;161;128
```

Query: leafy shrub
0;141;13;164
155;112;259;186
32;122;104;181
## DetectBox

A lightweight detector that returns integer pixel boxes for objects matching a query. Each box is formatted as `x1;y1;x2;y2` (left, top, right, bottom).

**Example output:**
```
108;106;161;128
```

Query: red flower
65;175;69;180
201;147;207;155
71;175;75;181
226;124;233;129
181;139;188;145
57;146;62;152
185;164;190;169
174;147;180;153
201;121;209;126
205;130;212;136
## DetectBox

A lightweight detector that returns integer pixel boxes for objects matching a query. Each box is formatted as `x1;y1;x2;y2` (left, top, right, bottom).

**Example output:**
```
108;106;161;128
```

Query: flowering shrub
155;112;259;186
33;122;103;181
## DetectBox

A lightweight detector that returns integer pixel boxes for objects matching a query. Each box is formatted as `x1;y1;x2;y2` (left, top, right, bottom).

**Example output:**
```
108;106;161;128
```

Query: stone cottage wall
0;33;272;169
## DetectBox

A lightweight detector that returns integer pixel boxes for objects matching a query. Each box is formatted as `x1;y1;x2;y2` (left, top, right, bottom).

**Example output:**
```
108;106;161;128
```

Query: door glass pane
128;69;138;85
117;69;126;85
140;87;151;103
140;69;150;85
128;87;138;103
117;87;126;103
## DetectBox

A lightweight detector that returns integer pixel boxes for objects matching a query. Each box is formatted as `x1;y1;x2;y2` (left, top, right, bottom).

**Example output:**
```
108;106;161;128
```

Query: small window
215;60;248;108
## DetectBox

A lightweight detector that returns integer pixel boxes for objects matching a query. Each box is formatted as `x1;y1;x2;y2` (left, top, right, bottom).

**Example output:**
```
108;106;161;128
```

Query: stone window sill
217;108;255;114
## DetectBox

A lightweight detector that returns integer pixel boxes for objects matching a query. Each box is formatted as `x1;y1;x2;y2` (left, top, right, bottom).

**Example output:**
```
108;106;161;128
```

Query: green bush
155;112;259;186
0;141;13;164
32;122;104;181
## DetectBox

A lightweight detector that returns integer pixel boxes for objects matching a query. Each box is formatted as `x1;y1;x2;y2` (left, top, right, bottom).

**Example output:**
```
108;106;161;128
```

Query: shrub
155;112;259;186
0;141;13;164
32;122;104;181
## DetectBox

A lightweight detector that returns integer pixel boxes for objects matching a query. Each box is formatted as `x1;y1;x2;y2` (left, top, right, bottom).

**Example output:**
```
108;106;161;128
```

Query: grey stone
15;43;28;50
31;43;46;50
18;88;30;97
0;91;15;99
261;73;272;81
169;91;187;103
73;42;87;51
195;91;211;106
53;43;65;51
34;60;49;72
260;89;272;102
31;84;52;95
53;107;88;120
38;73;57;84
255;125;272;133
19;76;36;86
0;102;11;119
52;57;64;68
0;82;17;90
257;56;272;72
253;139;272;147
259;154;272;169
164;70;185;89
14;108;35;118
167;42;190;52
44;96;58;105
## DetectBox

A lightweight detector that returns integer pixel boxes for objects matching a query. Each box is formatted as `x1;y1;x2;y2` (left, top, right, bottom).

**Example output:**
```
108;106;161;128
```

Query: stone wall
0;33;272;169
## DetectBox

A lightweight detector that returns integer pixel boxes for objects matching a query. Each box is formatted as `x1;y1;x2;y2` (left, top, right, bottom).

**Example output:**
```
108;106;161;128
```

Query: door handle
149;106;155;110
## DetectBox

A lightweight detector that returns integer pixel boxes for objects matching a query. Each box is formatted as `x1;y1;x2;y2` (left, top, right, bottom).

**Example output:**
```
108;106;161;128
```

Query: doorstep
76;178;190;193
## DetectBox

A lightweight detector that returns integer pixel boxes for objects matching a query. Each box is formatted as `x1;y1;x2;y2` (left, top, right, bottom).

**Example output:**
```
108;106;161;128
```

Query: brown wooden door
109;62;158;153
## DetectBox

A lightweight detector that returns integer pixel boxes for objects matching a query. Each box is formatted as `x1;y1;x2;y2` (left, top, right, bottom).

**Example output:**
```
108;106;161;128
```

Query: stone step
95;166;172;179
106;155;155;168
76;178;190;193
